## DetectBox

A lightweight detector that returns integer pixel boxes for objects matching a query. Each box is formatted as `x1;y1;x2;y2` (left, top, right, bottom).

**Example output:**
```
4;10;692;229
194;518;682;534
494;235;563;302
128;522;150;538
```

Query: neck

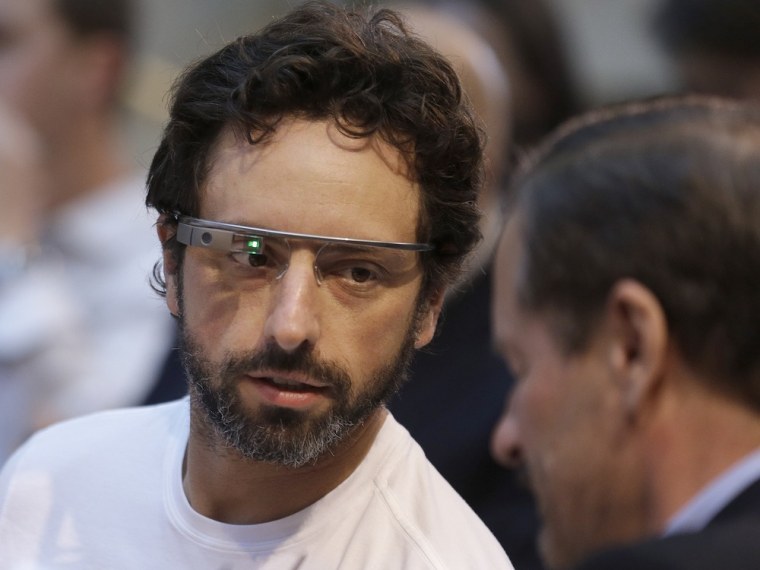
42;113;130;212
643;378;760;532
182;407;387;524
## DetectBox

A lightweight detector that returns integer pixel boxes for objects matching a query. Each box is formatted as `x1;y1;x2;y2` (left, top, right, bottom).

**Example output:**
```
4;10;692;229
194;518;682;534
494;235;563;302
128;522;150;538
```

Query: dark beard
179;323;417;468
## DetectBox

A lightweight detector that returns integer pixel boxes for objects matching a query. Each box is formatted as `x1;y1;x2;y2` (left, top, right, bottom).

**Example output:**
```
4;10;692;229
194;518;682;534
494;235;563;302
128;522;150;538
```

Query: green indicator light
246;238;263;253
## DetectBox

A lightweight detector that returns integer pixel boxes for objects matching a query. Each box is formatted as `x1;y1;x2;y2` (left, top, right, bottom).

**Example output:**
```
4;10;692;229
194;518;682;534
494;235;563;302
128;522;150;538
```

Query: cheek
529;376;618;514
518;360;634;566
514;371;559;447
1;38;44;93
316;285;420;373
180;262;268;359
515;366;591;493
181;252;421;370
0;52;35;109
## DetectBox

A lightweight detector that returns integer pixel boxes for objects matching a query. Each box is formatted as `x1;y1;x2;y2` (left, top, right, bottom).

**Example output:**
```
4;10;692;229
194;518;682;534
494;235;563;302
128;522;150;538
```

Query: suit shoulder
575;522;760;570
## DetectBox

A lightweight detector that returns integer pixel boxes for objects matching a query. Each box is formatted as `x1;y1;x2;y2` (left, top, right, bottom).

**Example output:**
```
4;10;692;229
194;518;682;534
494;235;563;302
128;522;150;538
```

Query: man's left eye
348;267;375;283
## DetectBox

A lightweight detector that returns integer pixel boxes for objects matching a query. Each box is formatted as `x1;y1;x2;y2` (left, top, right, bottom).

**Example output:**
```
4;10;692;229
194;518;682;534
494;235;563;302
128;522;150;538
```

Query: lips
240;371;331;409
249;371;329;391
262;376;328;392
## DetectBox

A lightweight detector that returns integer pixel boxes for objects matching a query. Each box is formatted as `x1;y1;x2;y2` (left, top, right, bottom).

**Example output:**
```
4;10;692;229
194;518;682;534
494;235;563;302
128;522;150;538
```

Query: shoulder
357;413;513;568
0;400;185;564
574;521;760;570
1;399;186;479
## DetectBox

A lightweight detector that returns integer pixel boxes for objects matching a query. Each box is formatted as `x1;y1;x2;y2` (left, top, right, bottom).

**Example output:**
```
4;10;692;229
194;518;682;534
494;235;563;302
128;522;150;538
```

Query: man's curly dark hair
146;0;484;299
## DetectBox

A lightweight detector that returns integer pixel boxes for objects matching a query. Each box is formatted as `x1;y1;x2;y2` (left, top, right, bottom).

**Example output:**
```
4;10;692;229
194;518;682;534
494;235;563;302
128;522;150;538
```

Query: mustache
219;342;352;391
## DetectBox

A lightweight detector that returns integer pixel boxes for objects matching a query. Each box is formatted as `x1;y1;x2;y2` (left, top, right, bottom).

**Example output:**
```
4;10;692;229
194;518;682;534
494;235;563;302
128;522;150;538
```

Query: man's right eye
246;253;268;267
230;251;272;269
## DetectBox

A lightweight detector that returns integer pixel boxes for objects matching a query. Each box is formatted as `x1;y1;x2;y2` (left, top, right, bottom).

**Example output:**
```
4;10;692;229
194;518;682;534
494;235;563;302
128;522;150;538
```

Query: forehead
494;216;588;363
493;216;572;367
493;217;526;346
201;118;421;243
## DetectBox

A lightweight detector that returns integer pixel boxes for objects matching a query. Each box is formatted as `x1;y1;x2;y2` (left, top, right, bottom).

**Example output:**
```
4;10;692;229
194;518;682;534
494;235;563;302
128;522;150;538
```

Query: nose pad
274;262;289;281
273;242;328;285
273;261;323;285
312;263;323;285
268;236;291;281
311;243;330;285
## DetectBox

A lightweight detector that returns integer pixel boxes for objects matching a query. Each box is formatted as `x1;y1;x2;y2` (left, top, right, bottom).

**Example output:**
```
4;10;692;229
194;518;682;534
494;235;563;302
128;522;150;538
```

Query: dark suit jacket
574;477;760;570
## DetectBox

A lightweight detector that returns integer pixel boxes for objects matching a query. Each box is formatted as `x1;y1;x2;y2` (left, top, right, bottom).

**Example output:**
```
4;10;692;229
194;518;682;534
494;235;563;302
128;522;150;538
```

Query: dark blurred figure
392;0;581;151
475;0;581;148
654;0;760;98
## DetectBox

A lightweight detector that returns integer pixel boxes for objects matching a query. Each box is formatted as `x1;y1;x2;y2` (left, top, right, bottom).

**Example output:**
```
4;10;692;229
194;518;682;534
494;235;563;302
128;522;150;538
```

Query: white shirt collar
664;446;760;535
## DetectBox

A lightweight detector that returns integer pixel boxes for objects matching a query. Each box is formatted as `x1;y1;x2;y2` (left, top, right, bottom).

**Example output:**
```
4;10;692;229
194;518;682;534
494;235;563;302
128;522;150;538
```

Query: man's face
167;119;442;467
491;219;646;569
0;0;79;139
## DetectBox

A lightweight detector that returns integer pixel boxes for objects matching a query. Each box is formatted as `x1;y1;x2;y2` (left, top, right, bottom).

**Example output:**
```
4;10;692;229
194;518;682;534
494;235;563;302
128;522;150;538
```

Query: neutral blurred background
123;0;678;168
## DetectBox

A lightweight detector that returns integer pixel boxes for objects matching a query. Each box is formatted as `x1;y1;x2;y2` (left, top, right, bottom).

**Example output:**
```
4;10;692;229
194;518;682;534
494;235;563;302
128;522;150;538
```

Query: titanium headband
175;216;435;253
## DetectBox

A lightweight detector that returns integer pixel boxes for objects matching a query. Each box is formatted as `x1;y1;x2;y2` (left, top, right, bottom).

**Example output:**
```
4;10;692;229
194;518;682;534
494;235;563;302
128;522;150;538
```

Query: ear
605;279;669;415
414;286;446;349
156;217;180;317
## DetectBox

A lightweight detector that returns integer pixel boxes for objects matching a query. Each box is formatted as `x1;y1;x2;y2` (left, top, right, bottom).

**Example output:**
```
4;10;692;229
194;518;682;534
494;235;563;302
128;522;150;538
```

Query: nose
490;394;523;469
262;251;321;352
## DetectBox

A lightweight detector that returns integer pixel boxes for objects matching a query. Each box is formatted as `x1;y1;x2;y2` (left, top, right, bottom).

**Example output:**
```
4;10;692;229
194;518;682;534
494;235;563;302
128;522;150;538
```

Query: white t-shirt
0;400;513;569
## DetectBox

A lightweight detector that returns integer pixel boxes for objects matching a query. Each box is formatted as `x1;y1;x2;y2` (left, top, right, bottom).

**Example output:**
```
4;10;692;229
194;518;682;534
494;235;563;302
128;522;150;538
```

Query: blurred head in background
388;0;511;277
0;0;135;208
654;0;760;99
474;0;580;148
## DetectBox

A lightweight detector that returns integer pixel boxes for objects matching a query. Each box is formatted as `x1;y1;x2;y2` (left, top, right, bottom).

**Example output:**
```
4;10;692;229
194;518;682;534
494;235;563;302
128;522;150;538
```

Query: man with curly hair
0;2;512;568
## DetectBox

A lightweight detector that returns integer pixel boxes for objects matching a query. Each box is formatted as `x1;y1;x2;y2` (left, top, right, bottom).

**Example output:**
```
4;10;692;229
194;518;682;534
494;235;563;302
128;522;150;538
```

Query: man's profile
491;95;760;570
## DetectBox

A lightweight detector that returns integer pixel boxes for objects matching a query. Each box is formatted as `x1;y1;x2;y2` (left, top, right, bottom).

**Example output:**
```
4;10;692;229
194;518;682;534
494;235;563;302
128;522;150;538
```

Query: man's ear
605;279;669;415
156;217;180;317
414;286;446;349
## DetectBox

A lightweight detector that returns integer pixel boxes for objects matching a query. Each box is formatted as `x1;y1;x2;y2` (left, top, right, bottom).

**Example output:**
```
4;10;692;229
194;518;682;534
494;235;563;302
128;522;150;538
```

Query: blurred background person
653;0;760;99
0;0;172;463
473;0;581;149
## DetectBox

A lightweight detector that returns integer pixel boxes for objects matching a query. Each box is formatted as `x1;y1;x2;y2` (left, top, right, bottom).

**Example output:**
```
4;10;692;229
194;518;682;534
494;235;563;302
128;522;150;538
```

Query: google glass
174;216;433;288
